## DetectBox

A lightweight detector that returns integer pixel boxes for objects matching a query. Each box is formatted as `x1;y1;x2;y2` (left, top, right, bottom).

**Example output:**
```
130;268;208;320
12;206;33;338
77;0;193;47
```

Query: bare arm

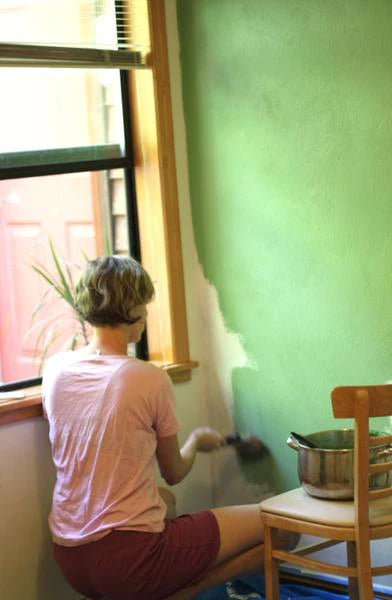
156;427;224;485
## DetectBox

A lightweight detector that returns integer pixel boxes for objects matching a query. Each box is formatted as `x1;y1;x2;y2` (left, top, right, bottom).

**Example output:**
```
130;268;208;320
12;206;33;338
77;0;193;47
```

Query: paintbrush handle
225;433;243;446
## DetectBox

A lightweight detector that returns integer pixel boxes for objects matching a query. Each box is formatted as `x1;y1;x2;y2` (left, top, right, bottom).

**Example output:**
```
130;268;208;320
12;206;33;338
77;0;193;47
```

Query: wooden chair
259;385;392;599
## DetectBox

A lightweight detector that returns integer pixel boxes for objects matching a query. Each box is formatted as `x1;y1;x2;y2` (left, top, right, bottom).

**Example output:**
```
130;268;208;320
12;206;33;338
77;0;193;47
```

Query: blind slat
0;43;148;69
0;0;150;68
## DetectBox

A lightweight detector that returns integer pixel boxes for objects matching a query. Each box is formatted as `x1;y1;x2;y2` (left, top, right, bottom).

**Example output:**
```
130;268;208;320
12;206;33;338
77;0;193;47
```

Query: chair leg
346;541;359;600
355;537;373;600
264;524;280;600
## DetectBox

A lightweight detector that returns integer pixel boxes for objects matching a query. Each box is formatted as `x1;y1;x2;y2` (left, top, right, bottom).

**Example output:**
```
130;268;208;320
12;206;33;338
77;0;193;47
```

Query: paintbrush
224;433;267;459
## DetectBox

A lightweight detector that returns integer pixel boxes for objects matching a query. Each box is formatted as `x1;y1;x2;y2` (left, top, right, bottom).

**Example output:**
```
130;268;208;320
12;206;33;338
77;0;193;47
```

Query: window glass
0;68;124;166
0;170;130;384
0;0;117;49
0;0;144;390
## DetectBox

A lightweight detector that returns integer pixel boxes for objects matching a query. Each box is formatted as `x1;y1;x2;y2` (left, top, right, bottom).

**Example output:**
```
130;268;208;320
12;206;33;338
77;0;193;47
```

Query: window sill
0;359;198;426
155;360;199;383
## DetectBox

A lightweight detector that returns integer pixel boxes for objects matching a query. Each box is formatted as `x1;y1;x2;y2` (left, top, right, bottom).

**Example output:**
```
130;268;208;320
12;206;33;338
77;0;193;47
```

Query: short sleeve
41;356;55;420
41;395;48;420
153;371;180;438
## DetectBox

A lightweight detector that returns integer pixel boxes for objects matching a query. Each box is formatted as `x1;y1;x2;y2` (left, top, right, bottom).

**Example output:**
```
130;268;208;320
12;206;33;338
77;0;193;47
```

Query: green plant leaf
28;238;91;372
30;264;65;297
70;335;78;351
64;261;75;292
80;248;90;263
48;238;75;308
103;228;111;256
30;287;53;322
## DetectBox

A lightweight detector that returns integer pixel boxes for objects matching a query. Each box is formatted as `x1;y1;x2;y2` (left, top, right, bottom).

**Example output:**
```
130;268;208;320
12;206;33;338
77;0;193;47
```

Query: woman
42;255;289;600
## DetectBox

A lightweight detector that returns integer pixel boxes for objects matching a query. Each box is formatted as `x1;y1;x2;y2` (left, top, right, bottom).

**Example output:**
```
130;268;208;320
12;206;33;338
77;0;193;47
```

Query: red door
0;172;100;383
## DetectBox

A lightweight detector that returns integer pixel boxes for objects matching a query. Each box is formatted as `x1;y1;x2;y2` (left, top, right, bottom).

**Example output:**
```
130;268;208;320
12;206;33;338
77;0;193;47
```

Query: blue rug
193;573;349;599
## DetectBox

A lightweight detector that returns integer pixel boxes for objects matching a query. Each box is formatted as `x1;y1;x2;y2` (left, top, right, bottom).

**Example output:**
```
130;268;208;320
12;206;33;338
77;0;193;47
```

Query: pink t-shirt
42;350;179;546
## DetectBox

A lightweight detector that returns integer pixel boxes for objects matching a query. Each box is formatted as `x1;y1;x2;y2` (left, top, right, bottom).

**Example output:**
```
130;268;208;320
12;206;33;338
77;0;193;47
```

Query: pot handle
287;434;299;451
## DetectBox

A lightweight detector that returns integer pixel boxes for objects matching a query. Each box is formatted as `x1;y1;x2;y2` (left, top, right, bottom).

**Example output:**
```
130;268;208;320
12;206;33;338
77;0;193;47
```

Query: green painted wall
177;0;392;491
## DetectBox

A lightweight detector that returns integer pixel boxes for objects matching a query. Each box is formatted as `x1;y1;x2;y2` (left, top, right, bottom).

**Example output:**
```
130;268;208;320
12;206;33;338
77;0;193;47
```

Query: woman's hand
156;427;225;486
192;427;225;452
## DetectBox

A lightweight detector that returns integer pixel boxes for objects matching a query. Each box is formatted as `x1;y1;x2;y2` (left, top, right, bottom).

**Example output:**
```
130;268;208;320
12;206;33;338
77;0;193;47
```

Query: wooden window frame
0;0;197;425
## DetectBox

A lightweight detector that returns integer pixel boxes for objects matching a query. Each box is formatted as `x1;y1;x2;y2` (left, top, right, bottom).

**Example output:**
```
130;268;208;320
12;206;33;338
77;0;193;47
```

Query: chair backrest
330;386;392;582
332;385;392;419
331;385;392;504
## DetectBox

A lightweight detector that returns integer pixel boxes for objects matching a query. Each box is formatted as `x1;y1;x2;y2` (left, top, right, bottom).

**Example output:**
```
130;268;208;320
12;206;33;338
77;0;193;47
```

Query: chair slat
369;462;392;475
272;548;357;577
292;539;342;556
369;434;392;446
332;385;392;418
372;564;392;576
369;486;392;500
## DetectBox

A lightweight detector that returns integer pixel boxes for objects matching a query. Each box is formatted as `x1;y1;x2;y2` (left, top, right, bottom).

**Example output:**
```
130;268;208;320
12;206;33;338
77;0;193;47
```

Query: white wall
0;419;79;600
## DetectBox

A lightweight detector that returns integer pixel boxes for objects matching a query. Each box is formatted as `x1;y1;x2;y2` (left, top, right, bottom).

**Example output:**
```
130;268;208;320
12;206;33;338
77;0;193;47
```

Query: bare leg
159;486;177;520
163;544;264;600
164;504;298;600
163;504;298;600
211;504;264;564
211;505;297;564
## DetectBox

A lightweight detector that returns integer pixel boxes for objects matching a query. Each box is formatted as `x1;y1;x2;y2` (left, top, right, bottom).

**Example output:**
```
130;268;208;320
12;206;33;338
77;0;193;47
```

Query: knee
276;530;300;551
159;486;177;519
159;487;177;506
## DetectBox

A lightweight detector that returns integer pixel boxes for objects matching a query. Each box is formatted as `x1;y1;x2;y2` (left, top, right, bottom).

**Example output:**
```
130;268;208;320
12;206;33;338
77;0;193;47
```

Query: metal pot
287;428;392;500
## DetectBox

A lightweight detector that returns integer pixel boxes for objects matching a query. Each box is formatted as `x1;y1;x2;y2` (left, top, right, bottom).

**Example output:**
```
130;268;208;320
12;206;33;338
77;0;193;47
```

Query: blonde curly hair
75;255;154;326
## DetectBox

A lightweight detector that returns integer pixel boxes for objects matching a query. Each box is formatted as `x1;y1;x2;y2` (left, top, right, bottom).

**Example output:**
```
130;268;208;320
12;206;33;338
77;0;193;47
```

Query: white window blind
0;0;150;69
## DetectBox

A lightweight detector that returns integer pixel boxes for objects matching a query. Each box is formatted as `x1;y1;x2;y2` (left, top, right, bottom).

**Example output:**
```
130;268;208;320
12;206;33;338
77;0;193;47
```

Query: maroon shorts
53;511;220;600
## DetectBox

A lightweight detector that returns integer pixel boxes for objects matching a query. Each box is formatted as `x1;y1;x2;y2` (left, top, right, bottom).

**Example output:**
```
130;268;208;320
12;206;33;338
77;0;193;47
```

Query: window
0;0;149;390
0;0;196;405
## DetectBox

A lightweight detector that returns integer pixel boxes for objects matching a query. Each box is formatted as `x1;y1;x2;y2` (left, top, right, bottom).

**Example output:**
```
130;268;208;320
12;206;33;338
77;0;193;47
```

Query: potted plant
26;239;90;374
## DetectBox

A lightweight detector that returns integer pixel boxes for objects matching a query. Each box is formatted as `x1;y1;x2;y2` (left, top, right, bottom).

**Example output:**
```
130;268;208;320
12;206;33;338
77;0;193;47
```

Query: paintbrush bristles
225;433;267;458
236;435;266;457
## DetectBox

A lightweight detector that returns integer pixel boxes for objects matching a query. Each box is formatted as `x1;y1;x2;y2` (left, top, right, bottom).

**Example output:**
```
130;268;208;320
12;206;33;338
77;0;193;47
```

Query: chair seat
260;487;392;527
